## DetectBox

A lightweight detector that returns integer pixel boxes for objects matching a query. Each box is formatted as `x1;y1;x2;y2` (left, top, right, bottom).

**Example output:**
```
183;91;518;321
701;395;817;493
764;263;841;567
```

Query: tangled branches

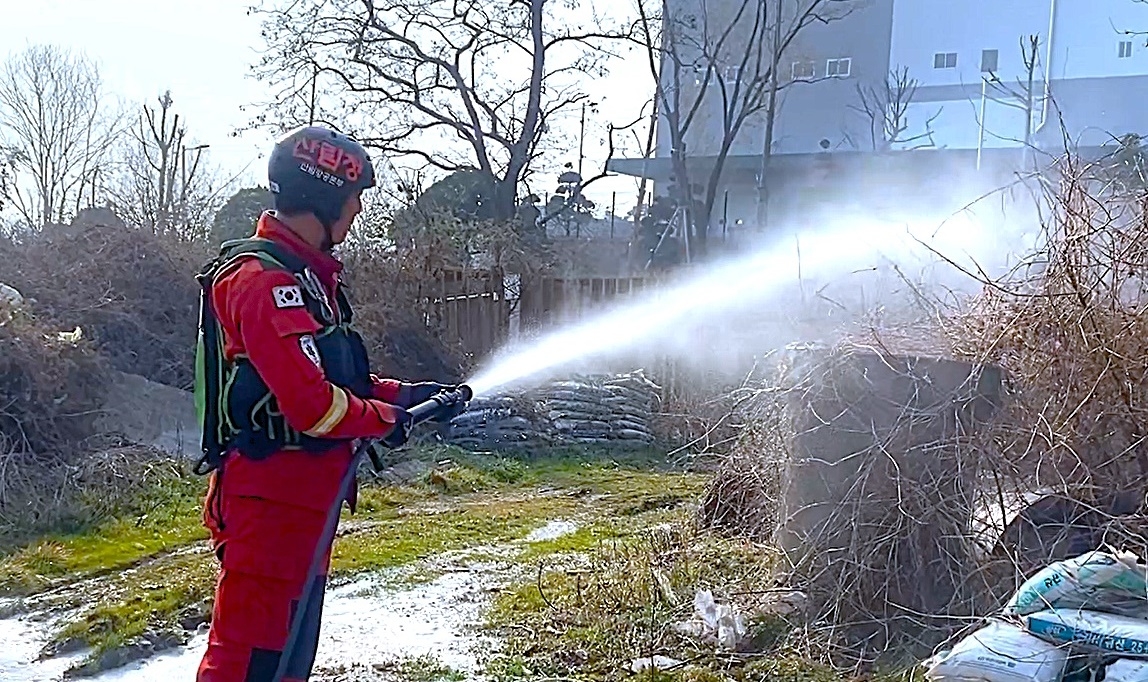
693;151;1148;669
945;153;1148;500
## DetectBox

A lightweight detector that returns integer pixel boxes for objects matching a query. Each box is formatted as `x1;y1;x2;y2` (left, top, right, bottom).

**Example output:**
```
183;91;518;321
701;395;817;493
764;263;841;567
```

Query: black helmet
267;125;377;231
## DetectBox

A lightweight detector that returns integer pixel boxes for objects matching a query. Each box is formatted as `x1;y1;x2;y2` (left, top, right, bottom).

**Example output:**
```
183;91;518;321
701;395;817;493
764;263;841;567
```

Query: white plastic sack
925;620;1067;682
1106;658;1148;682
1003;550;1148;616
1025;609;1148;657
691;589;747;651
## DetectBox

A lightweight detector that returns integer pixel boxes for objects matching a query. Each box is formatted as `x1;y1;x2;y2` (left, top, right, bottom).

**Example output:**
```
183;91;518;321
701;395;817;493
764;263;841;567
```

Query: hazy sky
2;0;274;185
0;0;647;212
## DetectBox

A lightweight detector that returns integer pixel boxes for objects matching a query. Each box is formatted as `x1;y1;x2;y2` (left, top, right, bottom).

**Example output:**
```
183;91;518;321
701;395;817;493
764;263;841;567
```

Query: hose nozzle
407;384;473;424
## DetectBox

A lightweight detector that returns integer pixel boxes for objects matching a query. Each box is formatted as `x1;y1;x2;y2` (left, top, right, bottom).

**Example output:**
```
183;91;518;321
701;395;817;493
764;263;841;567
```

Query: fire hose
271;384;474;682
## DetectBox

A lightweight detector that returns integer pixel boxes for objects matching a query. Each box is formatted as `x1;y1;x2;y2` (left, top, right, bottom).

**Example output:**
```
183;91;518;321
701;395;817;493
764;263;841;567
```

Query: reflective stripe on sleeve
304;385;349;436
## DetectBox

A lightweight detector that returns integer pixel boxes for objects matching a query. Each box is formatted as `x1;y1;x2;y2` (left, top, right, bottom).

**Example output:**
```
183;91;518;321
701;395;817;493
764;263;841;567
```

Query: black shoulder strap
334;285;354;324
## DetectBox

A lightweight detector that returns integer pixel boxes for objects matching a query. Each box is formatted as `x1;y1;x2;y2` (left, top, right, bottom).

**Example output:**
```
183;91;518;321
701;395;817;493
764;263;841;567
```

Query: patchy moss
734;655;843;682
516;523;623;561
0;466;207;594
388;653;467;682
331;495;582;575
2;443;707;676
51;548;215;663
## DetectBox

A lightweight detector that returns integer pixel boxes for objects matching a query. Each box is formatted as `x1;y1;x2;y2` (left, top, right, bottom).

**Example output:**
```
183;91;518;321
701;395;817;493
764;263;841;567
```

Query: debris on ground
629;655;684;673
671;589;748;652
924;549;1148;682
446;371;661;450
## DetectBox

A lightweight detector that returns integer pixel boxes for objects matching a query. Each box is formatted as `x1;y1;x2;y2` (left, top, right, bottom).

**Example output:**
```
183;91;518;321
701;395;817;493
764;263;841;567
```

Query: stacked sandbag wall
446;371;661;449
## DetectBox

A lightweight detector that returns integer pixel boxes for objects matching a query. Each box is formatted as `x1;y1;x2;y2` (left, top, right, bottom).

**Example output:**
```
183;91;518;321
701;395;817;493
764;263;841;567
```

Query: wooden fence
518;276;653;331
431;268;508;359
430;270;656;360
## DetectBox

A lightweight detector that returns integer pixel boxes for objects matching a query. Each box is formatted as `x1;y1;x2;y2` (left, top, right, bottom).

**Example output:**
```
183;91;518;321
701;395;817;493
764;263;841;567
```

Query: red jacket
209;213;403;511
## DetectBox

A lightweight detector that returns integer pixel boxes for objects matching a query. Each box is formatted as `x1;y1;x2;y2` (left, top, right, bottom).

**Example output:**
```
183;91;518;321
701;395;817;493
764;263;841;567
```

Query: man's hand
380;406;413;449
408;382;471;423
403;381;458;408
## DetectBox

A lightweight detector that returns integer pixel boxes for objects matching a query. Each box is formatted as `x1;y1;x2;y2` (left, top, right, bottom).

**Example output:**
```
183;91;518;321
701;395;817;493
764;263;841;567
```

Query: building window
980;49;999;72
826;57;851;78
934;52;958;69
724;65;741;82
1120;41;1134;58
792;60;816;79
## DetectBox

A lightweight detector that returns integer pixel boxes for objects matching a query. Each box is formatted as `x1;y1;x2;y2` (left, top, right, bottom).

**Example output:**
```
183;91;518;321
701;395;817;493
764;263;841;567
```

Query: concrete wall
655;0;896;159
96;371;200;460
769;0;896;154
892;0;1148;151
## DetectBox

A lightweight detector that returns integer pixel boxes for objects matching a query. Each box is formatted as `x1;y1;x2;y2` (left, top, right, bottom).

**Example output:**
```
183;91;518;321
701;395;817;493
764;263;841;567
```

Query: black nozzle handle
406;384;473;425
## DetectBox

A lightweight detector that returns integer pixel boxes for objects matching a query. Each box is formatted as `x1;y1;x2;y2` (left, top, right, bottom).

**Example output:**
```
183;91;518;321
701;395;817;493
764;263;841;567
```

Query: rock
629;655;683;673
0;282;23;308
754;590;808;618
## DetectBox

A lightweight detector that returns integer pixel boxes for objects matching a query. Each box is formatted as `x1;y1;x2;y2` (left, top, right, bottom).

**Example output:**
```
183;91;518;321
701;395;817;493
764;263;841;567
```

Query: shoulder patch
299;334;322;368
273;284;304;309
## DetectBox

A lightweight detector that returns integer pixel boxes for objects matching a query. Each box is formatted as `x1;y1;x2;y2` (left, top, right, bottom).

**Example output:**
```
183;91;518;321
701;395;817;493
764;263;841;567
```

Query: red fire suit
196;213;409;682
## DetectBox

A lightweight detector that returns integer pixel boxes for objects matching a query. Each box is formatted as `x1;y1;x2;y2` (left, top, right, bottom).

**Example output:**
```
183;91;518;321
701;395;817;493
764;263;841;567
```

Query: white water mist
467;207;1020;397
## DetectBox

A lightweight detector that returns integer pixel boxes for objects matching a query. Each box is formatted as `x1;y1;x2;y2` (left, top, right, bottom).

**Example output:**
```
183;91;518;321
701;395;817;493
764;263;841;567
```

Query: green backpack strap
191;238;316;475
193;255;229;475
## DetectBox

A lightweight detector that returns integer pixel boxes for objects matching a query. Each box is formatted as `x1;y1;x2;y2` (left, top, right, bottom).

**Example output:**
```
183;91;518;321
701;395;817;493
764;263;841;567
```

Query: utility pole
308;63;319;126
755;0;783;232
180;144;210;227
577;102;586;177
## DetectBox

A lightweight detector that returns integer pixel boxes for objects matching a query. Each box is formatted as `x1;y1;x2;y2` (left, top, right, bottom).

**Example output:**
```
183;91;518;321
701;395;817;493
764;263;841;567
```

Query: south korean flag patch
299;335;322;368
272;284;304;309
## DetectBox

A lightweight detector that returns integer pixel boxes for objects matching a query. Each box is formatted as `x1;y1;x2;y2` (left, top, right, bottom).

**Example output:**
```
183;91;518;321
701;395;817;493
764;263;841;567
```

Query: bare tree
251;0;633;222
984;35;1041;168
849;66;940;152
624;97;659;235
639;0;853;252
105;91;227;238
0;45;122;229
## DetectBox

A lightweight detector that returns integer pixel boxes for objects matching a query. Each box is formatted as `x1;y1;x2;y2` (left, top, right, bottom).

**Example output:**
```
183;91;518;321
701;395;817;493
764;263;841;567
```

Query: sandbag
447;372;661;450
1025;609;1148;657
1003;550;1148;616
613;428;653;441
924;620;1067;682
613;418;649;432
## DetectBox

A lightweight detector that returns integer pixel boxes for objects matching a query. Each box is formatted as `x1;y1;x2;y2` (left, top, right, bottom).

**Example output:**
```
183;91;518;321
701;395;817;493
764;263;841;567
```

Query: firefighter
193;125;458;682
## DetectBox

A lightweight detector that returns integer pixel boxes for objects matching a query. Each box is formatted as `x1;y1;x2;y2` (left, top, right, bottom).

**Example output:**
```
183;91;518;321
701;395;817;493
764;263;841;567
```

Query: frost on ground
0;517;581;682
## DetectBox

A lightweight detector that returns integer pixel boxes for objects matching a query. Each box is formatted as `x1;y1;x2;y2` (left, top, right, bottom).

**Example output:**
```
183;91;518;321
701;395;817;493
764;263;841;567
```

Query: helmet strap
315;204;342;252
319;222;334;252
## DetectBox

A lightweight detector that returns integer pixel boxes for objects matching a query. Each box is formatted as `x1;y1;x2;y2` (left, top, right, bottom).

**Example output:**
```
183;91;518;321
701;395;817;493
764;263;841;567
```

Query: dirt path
0;450;708;682
1;517;577;681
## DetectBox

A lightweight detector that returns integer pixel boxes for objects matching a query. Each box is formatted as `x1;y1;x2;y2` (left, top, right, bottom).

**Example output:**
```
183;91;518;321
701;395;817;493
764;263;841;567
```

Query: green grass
331;495;583;574
388;653;468;682
483;519;799;682
0;466;208;594
1;443;703;673
51;549;216;656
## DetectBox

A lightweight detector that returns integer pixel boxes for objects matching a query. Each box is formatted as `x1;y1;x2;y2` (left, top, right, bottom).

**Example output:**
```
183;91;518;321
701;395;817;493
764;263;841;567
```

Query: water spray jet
464;213;995;398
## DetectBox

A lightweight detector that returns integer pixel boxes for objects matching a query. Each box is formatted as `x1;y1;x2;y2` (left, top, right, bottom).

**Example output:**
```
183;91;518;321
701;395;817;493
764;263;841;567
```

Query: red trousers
197;470;334;682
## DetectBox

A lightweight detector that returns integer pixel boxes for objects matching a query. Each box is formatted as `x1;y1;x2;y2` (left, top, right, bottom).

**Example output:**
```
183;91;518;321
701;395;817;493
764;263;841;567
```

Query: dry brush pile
693;152;1148;671
0;304;116;542
0;208;207;389
0;207;475;541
